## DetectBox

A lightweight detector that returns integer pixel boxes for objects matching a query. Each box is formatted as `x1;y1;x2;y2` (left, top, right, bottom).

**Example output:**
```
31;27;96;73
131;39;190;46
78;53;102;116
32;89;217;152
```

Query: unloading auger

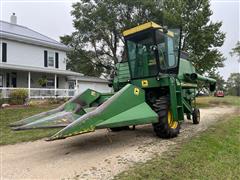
11;22;216;140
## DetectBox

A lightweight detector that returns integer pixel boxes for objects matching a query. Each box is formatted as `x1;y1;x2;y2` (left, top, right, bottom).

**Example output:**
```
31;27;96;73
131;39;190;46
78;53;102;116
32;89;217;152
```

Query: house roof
0;20;70;51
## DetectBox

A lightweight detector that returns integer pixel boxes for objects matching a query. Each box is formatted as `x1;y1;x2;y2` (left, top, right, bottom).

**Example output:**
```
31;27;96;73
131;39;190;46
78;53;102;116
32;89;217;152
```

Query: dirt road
1;106;237;180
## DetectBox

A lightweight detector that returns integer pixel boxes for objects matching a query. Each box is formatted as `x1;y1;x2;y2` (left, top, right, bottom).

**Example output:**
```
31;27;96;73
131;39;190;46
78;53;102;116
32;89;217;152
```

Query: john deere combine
11;22;216;139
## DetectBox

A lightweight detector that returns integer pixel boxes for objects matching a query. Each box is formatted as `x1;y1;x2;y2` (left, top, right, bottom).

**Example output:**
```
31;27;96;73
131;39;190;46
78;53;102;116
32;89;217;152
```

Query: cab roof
123;21;174;37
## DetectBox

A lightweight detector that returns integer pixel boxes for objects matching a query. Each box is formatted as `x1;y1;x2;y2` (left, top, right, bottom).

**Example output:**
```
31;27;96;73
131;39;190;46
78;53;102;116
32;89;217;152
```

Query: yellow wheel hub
167;111;178;129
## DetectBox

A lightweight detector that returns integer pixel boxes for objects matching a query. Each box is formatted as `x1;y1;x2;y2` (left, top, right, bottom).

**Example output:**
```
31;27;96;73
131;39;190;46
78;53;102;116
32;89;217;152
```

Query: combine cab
11;22;216;140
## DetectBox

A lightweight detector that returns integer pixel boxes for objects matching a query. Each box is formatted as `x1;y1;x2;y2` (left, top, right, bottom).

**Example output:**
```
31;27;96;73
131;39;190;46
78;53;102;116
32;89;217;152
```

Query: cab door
155;29;181;75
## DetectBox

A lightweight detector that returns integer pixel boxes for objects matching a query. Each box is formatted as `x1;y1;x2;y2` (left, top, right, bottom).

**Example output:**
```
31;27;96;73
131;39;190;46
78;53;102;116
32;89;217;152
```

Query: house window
48;51;55;67
44;50;57;68
2;43;7;62
0;74;3;87
46;79;54;88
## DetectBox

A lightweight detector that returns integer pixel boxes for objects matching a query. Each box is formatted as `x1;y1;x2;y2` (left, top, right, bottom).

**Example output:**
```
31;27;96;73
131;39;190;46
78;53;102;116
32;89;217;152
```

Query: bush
9;89;28;105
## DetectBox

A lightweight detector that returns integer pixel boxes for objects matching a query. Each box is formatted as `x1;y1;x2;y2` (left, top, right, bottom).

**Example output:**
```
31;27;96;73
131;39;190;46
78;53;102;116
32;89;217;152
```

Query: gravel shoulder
1;106;237;179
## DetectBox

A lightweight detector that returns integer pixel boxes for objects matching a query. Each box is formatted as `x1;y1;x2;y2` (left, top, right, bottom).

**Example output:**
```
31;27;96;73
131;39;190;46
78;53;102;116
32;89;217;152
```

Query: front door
6;73;10;87
0;74;3;87
6;72;17;87
11;73;17;87
68;81;75;96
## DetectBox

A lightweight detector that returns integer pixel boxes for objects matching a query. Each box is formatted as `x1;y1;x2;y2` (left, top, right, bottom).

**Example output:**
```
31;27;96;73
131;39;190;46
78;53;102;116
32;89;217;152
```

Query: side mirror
163;26;168;33
157;26;168;33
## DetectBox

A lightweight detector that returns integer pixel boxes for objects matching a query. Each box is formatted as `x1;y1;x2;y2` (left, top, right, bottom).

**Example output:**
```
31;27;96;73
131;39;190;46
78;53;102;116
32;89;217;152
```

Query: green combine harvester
11;22;216;140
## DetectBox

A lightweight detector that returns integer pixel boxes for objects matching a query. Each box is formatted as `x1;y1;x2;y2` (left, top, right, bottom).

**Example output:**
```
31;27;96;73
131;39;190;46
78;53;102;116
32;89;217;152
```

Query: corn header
11;22;216;140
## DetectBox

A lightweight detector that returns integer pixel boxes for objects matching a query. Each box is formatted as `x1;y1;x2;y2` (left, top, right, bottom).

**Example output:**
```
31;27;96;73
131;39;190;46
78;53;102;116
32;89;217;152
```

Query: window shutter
55;52;59;68
57;77;59;88
44;50;48;67
2;43;7;62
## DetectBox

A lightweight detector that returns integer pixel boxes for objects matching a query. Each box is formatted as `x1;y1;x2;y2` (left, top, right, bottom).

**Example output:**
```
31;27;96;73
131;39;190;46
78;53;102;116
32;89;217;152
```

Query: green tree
61;35;104;77
61;0;163;76
226;73;240;96
61;0;225;76
230;41;240;62
163;0;225;74
208;71;225;91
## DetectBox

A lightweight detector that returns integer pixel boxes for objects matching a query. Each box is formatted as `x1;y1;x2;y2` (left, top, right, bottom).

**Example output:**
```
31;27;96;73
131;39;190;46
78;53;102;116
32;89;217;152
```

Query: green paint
48;84;158;140
97;102;158;128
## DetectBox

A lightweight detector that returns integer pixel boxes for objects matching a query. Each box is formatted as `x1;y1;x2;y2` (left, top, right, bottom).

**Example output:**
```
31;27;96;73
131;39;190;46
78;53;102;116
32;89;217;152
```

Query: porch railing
0;87;77;99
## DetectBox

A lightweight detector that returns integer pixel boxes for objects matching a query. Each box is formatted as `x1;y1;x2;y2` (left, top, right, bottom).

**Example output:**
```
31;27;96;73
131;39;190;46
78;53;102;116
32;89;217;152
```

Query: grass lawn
115;115;240;180
0;96;239;145
0;105;61;145
196;96;240;108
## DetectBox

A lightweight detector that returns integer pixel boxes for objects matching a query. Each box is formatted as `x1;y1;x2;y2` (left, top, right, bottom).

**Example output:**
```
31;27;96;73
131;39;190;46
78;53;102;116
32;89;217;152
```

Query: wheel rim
167;111;178;129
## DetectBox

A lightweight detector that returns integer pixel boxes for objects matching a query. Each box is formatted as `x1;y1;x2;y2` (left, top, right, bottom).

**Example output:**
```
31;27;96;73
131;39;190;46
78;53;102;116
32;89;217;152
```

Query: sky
0;0;239;79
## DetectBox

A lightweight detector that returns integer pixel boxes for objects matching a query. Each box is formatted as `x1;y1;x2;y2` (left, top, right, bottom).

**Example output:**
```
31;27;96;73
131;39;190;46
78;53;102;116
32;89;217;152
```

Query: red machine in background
214;90;224;97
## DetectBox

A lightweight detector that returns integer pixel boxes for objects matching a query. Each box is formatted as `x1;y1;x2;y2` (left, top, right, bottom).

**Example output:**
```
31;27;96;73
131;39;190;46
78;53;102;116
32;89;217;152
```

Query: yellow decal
91;91;96;96
134;88;140;96
141;80;148;87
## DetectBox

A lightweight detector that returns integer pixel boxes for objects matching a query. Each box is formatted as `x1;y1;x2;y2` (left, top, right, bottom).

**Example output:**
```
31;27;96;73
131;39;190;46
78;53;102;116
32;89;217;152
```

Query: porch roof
0;63;84;76
68;76;109;83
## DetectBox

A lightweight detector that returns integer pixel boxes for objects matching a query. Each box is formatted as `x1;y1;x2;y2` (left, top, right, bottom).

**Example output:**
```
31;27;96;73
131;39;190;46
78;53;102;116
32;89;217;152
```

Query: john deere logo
141;80;148;87
91;91;96;96
134;88;140;96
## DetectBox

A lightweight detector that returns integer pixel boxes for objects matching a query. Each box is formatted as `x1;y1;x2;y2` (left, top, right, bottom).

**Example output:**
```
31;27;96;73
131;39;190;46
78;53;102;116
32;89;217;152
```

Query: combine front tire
152;97;180;138
192;108;200;124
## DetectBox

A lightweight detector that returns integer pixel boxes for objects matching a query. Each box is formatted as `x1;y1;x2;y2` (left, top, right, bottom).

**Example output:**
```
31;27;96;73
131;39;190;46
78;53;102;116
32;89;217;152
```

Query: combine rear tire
152;96;180;138
192;108;200;124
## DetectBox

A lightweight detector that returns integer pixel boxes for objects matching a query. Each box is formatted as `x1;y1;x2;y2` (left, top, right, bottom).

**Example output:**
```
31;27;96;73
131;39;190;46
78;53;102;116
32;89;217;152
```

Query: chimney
10;13;17;24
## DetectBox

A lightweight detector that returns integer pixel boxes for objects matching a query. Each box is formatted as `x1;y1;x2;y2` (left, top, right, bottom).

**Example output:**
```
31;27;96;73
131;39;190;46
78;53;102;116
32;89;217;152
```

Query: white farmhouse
0;14;111;98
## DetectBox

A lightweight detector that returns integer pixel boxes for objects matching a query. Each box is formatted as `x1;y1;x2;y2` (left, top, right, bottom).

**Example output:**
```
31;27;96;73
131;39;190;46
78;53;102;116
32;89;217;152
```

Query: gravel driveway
1;106;237;180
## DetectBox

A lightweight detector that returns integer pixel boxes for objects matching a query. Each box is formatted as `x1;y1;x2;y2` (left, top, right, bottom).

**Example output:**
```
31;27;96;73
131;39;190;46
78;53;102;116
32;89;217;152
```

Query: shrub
9;89;28;105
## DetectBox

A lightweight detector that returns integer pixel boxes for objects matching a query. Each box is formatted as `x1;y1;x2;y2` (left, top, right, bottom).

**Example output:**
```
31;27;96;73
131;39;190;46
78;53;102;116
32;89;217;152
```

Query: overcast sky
0;0;239;79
